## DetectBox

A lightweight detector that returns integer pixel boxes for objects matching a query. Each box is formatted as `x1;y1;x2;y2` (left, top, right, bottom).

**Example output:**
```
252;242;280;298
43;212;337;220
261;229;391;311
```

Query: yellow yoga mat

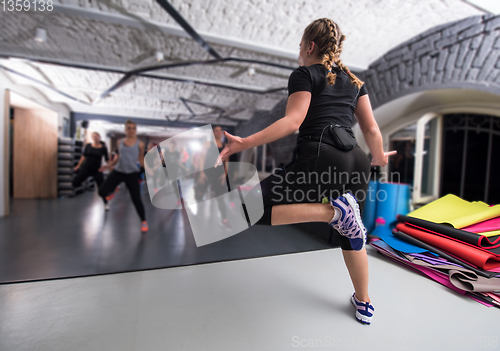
476;229;500;238
408;194;500;229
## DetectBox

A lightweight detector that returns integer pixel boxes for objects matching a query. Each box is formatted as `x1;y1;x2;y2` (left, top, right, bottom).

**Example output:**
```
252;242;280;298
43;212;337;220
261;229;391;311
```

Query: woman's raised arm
217;91;311;165
354;95;396;166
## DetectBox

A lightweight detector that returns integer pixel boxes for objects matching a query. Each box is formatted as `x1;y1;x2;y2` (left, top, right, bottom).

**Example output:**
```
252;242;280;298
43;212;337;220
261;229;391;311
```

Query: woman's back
289;64;367;136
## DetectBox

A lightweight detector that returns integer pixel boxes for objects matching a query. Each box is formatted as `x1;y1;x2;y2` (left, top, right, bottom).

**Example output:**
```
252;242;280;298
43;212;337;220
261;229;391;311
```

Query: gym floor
0;186;497;350
0;184;330;284
1;246;497;350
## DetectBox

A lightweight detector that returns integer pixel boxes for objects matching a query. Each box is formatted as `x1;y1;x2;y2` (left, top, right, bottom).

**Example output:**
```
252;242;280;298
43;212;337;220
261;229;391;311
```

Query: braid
334;29;363;88
306;18;364;88
336;59;364;89
323;19;337;85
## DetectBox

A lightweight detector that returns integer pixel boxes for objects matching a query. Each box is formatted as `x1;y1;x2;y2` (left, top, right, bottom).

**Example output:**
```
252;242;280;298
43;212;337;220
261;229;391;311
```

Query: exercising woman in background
99;119;149;233
73;131;110;206
195;126;232;228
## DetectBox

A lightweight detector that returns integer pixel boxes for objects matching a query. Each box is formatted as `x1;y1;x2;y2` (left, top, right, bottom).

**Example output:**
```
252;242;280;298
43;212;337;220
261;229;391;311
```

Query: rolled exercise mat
448;270;500;293
375;182;411;227
362;180;378;233
372;239;499;305
399;253;500;292
398;214;500;251
395;223;500;271
370;239;468;295
407;194;500;228
392;230;496;278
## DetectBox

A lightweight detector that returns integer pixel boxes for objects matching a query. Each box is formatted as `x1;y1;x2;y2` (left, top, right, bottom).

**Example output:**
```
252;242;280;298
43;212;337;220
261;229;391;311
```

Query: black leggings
193;166;229;220
98;170;146;221
72;167;104;195
254;141;371;250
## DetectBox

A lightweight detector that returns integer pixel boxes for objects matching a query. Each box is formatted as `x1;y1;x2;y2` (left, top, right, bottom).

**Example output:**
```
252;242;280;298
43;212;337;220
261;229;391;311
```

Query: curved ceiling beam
0;64;91;105
0;55;292;107
97;57;294;101
155;0;222;60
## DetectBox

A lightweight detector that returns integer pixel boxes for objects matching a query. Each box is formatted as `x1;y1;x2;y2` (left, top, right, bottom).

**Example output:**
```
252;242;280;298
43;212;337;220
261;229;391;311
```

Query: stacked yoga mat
369;194;500;308
362;181;412;233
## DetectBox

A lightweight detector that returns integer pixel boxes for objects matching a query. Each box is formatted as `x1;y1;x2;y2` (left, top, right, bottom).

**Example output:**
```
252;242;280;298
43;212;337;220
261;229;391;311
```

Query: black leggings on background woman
72;167;104;189
98;170;145;221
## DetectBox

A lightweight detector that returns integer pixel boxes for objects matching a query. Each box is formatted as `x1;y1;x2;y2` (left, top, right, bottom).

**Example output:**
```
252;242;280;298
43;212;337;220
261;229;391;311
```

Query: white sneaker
351;293;374;324
329;192;367;251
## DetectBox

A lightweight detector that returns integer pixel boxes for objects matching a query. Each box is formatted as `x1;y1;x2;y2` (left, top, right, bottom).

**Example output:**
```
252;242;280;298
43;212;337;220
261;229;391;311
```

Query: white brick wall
0;0;485;126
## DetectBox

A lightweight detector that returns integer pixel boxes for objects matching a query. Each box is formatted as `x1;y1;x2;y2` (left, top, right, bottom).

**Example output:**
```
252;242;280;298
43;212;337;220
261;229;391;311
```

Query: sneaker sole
351;295;372;325
343;193;367;251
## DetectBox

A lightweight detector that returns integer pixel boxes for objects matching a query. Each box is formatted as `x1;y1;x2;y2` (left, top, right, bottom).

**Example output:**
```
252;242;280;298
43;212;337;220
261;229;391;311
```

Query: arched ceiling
0;0;490;127
374;88;500;130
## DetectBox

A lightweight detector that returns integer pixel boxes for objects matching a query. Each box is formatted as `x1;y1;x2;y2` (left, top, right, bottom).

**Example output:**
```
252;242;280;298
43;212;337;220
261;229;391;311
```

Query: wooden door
13;107;58;198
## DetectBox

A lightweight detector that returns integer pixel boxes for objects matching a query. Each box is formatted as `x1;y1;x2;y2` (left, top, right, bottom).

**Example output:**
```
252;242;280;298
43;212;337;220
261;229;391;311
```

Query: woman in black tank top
194;125;232;228
216;19;397;325
72;131;109;194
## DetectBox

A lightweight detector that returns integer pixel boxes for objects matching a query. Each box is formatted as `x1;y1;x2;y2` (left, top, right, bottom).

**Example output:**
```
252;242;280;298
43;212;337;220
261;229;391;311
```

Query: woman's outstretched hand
371;150;397;166
215;131;245;167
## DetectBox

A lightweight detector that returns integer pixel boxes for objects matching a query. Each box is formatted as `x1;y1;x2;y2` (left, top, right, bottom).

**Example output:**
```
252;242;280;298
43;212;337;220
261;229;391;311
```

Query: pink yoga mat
371;240;494;307
462;216;500;233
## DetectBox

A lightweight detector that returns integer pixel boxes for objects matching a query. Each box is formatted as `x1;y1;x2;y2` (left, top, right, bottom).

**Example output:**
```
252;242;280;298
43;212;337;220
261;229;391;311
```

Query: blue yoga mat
362;181;378;233
375;182;411;228
371;226;428;253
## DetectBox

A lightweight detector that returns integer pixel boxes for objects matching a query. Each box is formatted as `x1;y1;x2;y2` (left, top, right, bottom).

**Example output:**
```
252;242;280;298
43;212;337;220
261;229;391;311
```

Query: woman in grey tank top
99;119;148;232
114;139;141;174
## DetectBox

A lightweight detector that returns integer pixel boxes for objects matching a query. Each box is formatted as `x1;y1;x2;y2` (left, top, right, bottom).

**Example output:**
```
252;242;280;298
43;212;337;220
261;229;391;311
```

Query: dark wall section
363;15;500;109
235;99;297;169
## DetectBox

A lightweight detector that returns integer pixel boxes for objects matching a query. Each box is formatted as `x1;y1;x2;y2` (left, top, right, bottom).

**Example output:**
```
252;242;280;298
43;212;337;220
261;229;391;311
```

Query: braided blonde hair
302;18;363;88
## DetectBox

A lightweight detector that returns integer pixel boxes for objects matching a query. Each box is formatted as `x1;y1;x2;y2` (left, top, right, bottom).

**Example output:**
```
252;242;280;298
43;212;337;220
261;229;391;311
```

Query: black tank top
81;143;109;171
287;64;367;137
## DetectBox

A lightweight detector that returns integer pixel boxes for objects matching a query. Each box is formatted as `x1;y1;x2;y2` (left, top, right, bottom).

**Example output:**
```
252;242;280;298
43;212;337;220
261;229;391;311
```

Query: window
388;113;443;205
62;117;69;137
441;114;500;204
389;124;416;185
414;113;442;204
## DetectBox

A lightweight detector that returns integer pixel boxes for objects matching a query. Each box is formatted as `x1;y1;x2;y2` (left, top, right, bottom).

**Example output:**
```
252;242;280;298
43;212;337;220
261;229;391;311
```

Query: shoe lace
341;212;362;239
354;296;374;312
331;204;363;239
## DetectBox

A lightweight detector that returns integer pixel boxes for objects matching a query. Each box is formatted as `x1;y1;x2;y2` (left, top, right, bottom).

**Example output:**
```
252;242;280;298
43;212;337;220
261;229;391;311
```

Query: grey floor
0;185;331;284
1;246;498;351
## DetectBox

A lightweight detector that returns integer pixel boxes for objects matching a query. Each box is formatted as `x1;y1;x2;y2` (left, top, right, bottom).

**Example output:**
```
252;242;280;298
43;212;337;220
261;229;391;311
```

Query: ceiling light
35;28;46;42
156;51;164;62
